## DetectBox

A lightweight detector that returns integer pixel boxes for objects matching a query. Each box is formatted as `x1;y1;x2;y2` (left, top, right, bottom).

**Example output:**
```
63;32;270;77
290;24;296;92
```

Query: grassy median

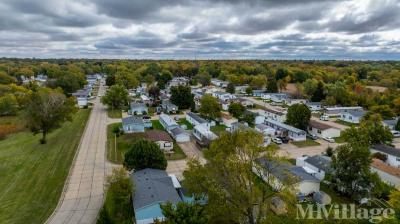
0;109;91;224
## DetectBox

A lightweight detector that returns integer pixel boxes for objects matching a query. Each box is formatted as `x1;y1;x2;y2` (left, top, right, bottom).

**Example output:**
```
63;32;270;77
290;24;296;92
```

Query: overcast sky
0;0;399;59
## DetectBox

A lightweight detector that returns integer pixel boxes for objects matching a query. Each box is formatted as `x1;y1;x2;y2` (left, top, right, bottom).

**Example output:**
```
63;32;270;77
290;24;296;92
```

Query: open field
0;109;91;224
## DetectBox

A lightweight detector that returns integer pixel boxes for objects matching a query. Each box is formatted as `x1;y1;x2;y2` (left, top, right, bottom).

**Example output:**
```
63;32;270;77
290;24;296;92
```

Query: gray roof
72;89;90;98
265;118;305;134
131;169;182;210
131;102;147;110
187;112;207;124
372;144;400;157
122;116;144;126
256;123;270;131
170;127;187;136
383;119;397;127
305;155;332;172
345;109;366;117
256;158;319;183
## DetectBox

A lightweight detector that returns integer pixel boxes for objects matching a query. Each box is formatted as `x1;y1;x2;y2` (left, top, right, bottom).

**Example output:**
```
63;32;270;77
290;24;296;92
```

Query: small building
234;85;249;94
186;112;207;126
161;100;178;114
220;113;238;128
131;169;183;224
220;100;230;111
35;74;48;83
249;108;286;123
264;118;306;142
129;102;148;115
236;98;254;107
324;106;363;117
229;121;249;132
170;127;190;143
252;90;265;97
72;89;90;108
159;114;179;132
339;109;366;124
284;98;308;106
370;144;400;168
308;120;341;138
122;116;145;133
261;93;289;103
296;155;332;181
306;102;323;111
211;78;228;88
254;158;320;195
212;91;235;102
193;123;218;147
168;77;189;88
144;130;174;151
255;123;275;136
371;159;400;189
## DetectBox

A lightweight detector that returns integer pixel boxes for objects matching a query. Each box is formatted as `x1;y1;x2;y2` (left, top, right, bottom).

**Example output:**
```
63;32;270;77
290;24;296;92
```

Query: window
396;157;400;162
317;130;321;134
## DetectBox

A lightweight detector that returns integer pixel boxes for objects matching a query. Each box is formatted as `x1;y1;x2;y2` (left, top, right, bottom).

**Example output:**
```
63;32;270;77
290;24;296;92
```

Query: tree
159;202;209;224
148;85;160;100
25;88;77;144
228;102;245;118
292;70;309;83
123;139;167;171
0;94;18;116
157;70;172;89
241;113;255;127
98;168;133;224
330;142;372;201
266;77;278;93
311;81;326;102
366;105;396;120
275;67;289;80
196;73;211;87
226;83;235;94
396;119;400;131
0;71;17;84
170;85;194;110
101;84;129;110
303;79;318;98
360;114;393;145
105;73;116;86
389;190;400;219
245;86;252;95
183;130;293;224
285;104;311;130
55;73;85;94
199;94;221;120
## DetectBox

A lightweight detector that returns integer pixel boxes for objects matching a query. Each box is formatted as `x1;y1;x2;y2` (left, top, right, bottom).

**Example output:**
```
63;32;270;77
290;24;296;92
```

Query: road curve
46;83;108;224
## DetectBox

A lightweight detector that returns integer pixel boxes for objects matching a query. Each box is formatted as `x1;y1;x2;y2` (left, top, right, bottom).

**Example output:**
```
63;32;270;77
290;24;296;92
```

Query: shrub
372;152;388;162
123;139;167;171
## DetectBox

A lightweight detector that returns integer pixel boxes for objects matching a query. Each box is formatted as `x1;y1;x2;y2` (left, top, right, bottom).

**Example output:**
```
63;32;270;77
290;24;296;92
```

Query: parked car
307;133;318;140
391;130;400;138
320;115;329;121
323;136;335;143
278;136;289;143
272;137;283;144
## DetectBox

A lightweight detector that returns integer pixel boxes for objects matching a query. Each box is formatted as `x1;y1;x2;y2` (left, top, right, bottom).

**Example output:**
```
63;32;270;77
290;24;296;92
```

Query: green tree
25;88;77;144
330;142;372;201
0;94;18;116
196;73;211;87
266;77;278;93
0;71;17;84
292;70;309;83
366;105;396;120
101;84;129;110
245;86;253;95
55;73;85;94
159;202;209;224
285;104;311;130
199;94;221;120
303;78;318;98
275;67;289;80
170;85;194;109
156;70;172;89
148;85;160;100
395;119;400;131
226;83;235;94
228;102;245;118
105;73;116;86
311;81;326;102
183;129;293;224
389;190;400;219
123;139;167;171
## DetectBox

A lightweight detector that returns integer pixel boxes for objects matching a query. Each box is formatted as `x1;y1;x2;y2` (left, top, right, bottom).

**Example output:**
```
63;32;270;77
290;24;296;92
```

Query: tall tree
266;77;278;93
101;84;129;110
311;81;326;102
285;104;311;130
226;83;235;94
148;85;160;100
199;94;221;120
228;102;245;118
159;202;209;224
25;88;77;144
123;139;167;171
170;85;194;110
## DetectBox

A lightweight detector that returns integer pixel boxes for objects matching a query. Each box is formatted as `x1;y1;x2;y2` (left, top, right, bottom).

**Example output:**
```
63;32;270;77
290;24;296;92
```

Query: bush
0;124;23;140
326;146;333;157
123;139;167;171
372;152;388;162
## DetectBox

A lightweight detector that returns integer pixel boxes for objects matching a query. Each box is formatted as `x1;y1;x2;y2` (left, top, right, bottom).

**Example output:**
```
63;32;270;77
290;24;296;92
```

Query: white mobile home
264;118;306;142
308;120;341;138
296;155;332;181
370;144;400;168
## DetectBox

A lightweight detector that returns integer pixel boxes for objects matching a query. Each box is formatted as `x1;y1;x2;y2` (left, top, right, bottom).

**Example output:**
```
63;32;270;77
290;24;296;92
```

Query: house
308;120;341;138
371;159;400;189
131;169;183;224
159;114;179;132
229;122;249;132
236;98;254;107
264;118;306;142
249;108;286;123
144;130;174;151
193;123;218;147
234;85;249;94
370;144;400;168
255;123;275;136
252;90;264;97
129;102;148;115
284;98;307;106
170;127;190;143
306;102;323;111
140;94;152;105
382;118;398;130
186;112;207;126
254;158;320;195
168;77;189;88
324;106;363;117
339;109;366;124
122;116;145;133
211;78;228;88
296;155;332;181
161;100;178;114
220;113;238;128
261;93;289;103
35;74;48;83
212;91;235;102
72;89;91;108
86;74;98;85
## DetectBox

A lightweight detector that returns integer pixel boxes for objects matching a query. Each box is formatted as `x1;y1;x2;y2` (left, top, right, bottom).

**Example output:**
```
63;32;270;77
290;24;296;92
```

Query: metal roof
122;116;144;126
265;118;305;134
187;112;207;124
372;144;400;157
304;155;332;172
131;168;182;210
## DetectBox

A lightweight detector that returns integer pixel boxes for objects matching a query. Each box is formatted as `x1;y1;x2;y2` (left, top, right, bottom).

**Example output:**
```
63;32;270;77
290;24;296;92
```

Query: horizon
0;0;399;60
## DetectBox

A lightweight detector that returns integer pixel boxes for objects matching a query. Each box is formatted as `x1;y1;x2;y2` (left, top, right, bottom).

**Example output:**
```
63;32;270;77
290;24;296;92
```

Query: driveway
310;117;349;131
46;82;109;224
166;160;187;180
278;139;341;158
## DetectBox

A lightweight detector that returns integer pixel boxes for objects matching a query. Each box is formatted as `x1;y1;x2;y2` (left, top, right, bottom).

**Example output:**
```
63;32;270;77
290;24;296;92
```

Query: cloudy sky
0;0;399;59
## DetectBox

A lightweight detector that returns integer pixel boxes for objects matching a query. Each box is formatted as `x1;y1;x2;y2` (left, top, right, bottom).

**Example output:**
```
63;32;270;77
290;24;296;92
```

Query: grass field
107;108;122;118
211;124;228;136
0;109;91;224
334;119;358;127
177;118;193;130
291;139;320;148
107;123;185;164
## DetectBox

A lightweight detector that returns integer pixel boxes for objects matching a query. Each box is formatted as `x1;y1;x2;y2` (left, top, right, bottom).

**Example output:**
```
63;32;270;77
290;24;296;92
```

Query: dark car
278;136;289;143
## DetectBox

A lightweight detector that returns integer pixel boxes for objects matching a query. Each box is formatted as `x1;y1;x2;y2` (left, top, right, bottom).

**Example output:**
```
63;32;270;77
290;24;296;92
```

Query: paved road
46;83;108;224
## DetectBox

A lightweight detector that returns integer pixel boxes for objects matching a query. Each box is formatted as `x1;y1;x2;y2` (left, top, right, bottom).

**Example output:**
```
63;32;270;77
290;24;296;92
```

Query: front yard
211;124;228;136
291;139;321;148
177;118;193;130
106;123;186;164
107;108;122;118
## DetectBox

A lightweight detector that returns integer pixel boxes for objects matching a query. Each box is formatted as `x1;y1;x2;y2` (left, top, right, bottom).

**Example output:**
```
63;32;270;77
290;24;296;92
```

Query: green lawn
151;120;165;130
211;124;228;136
320;183;353;204
0;109;91;224
107;123;185;164
107;109;122;118
291;139;320;148
333;135;347;143
334;119;359;127
177;118;193;130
